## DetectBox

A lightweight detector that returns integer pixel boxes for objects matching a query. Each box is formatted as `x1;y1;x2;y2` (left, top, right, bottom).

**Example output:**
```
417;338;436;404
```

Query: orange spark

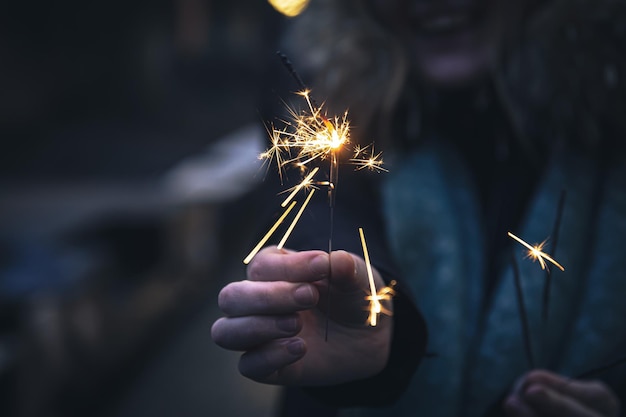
350;144;388;173
359;228;395;326
508;232;565;272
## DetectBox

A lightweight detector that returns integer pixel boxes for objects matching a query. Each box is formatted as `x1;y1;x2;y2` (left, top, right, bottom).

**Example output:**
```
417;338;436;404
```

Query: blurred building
0;1;288;416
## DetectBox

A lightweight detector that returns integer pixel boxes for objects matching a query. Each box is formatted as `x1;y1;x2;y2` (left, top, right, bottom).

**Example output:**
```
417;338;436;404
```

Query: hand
211;246;393;386
504;369;620;417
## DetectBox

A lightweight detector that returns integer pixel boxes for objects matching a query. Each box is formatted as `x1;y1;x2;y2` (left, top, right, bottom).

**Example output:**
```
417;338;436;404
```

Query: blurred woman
212;1;626;416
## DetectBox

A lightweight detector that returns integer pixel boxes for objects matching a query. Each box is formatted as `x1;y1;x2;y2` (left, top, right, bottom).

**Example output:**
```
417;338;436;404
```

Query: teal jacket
336;143;626;417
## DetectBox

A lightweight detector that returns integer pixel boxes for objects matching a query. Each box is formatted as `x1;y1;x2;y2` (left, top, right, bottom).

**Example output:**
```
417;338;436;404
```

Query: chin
415;54;491;88
410;36;494;88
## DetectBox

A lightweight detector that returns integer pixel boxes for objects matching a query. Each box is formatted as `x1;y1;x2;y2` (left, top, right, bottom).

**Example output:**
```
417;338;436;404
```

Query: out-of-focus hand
504;369;620;417
211;247;393;386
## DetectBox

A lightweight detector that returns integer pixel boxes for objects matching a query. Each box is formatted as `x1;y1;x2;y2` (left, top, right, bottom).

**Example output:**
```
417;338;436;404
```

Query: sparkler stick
511;251;535;369
542;190;567;322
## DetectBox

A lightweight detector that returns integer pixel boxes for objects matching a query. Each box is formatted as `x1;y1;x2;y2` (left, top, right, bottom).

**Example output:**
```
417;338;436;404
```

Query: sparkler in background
267;0;310;17
508;230;566;369
507;232;565;272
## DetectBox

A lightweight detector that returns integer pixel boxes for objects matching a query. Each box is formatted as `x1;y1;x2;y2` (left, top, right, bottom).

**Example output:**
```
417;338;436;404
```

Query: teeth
419;14;470;33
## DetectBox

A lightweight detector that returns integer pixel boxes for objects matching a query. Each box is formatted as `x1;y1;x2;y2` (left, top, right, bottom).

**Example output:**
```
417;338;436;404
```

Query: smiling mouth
417;13;472;34
410;2;486;36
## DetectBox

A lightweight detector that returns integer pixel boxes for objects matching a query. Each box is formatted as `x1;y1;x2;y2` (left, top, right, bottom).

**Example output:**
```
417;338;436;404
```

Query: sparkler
508;229;565;369
507;232;565;272
243;54;389;341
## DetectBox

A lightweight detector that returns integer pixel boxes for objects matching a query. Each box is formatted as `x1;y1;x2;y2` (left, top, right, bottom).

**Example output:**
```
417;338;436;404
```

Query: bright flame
508;232;565;272
245;87;386;268
267;0;310;17
359;228;395;326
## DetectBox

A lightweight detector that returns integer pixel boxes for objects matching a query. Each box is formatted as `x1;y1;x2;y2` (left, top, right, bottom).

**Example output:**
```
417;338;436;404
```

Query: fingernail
309;255;328;278
294;285;315;307
276;316;298;333
285;339;305;356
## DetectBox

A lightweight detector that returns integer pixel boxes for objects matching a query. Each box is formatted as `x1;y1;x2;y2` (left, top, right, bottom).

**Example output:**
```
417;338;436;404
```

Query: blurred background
0;1;291;415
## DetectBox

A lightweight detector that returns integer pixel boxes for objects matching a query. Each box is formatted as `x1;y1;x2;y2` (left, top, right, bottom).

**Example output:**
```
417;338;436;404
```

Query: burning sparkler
507;232;565;272
243;54;389;339
243;86;386;265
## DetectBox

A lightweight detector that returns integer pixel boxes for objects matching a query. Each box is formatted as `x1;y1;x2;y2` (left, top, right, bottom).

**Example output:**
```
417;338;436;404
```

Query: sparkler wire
542;190;567;322
511;251;535;369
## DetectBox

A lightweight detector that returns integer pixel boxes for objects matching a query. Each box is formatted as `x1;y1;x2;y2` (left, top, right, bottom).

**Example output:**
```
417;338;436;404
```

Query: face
366;0;536;87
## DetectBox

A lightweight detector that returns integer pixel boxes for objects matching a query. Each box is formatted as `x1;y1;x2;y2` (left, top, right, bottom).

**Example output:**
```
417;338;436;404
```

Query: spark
246;87;386;281
359;228;395;326
243;201;298;265
507;232;565;272
350;144;388;172
262;90;350;172
280;167;319;207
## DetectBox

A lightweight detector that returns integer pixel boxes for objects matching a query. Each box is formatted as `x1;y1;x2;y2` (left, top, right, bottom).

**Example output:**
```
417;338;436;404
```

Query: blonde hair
282;0;409;147
283;0;626;155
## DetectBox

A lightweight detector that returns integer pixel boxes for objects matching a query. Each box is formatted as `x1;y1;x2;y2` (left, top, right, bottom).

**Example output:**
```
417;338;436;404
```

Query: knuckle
247;257;267;281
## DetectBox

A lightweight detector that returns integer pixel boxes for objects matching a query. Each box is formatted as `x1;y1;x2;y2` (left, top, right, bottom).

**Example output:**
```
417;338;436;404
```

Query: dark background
0;1;291;416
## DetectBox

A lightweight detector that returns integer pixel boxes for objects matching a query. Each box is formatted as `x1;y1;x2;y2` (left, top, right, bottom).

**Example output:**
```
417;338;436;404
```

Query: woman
212;0;626;415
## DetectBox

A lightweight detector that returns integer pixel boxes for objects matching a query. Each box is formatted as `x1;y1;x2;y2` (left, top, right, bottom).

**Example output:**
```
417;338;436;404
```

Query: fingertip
293;284;318;307
308;253;329;279
330;250;359;283
523;382;550;405
284;338;306;356
503;394;536;417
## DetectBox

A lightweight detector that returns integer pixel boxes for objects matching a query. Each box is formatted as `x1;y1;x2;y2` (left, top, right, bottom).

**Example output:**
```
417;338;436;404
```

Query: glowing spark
267;0;310;17
359;228;395;326
508;232;565;272
281;167;319;207
350;144;388;172
277;189;316;249
257;90;350;175
243;201;298;265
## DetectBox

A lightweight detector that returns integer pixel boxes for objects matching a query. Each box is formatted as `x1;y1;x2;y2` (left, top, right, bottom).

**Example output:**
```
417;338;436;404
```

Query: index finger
522;370;620;416
247;247;329;283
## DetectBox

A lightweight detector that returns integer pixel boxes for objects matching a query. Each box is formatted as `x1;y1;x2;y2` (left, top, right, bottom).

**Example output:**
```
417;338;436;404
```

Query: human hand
504;369;620;417
211;246;393;386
